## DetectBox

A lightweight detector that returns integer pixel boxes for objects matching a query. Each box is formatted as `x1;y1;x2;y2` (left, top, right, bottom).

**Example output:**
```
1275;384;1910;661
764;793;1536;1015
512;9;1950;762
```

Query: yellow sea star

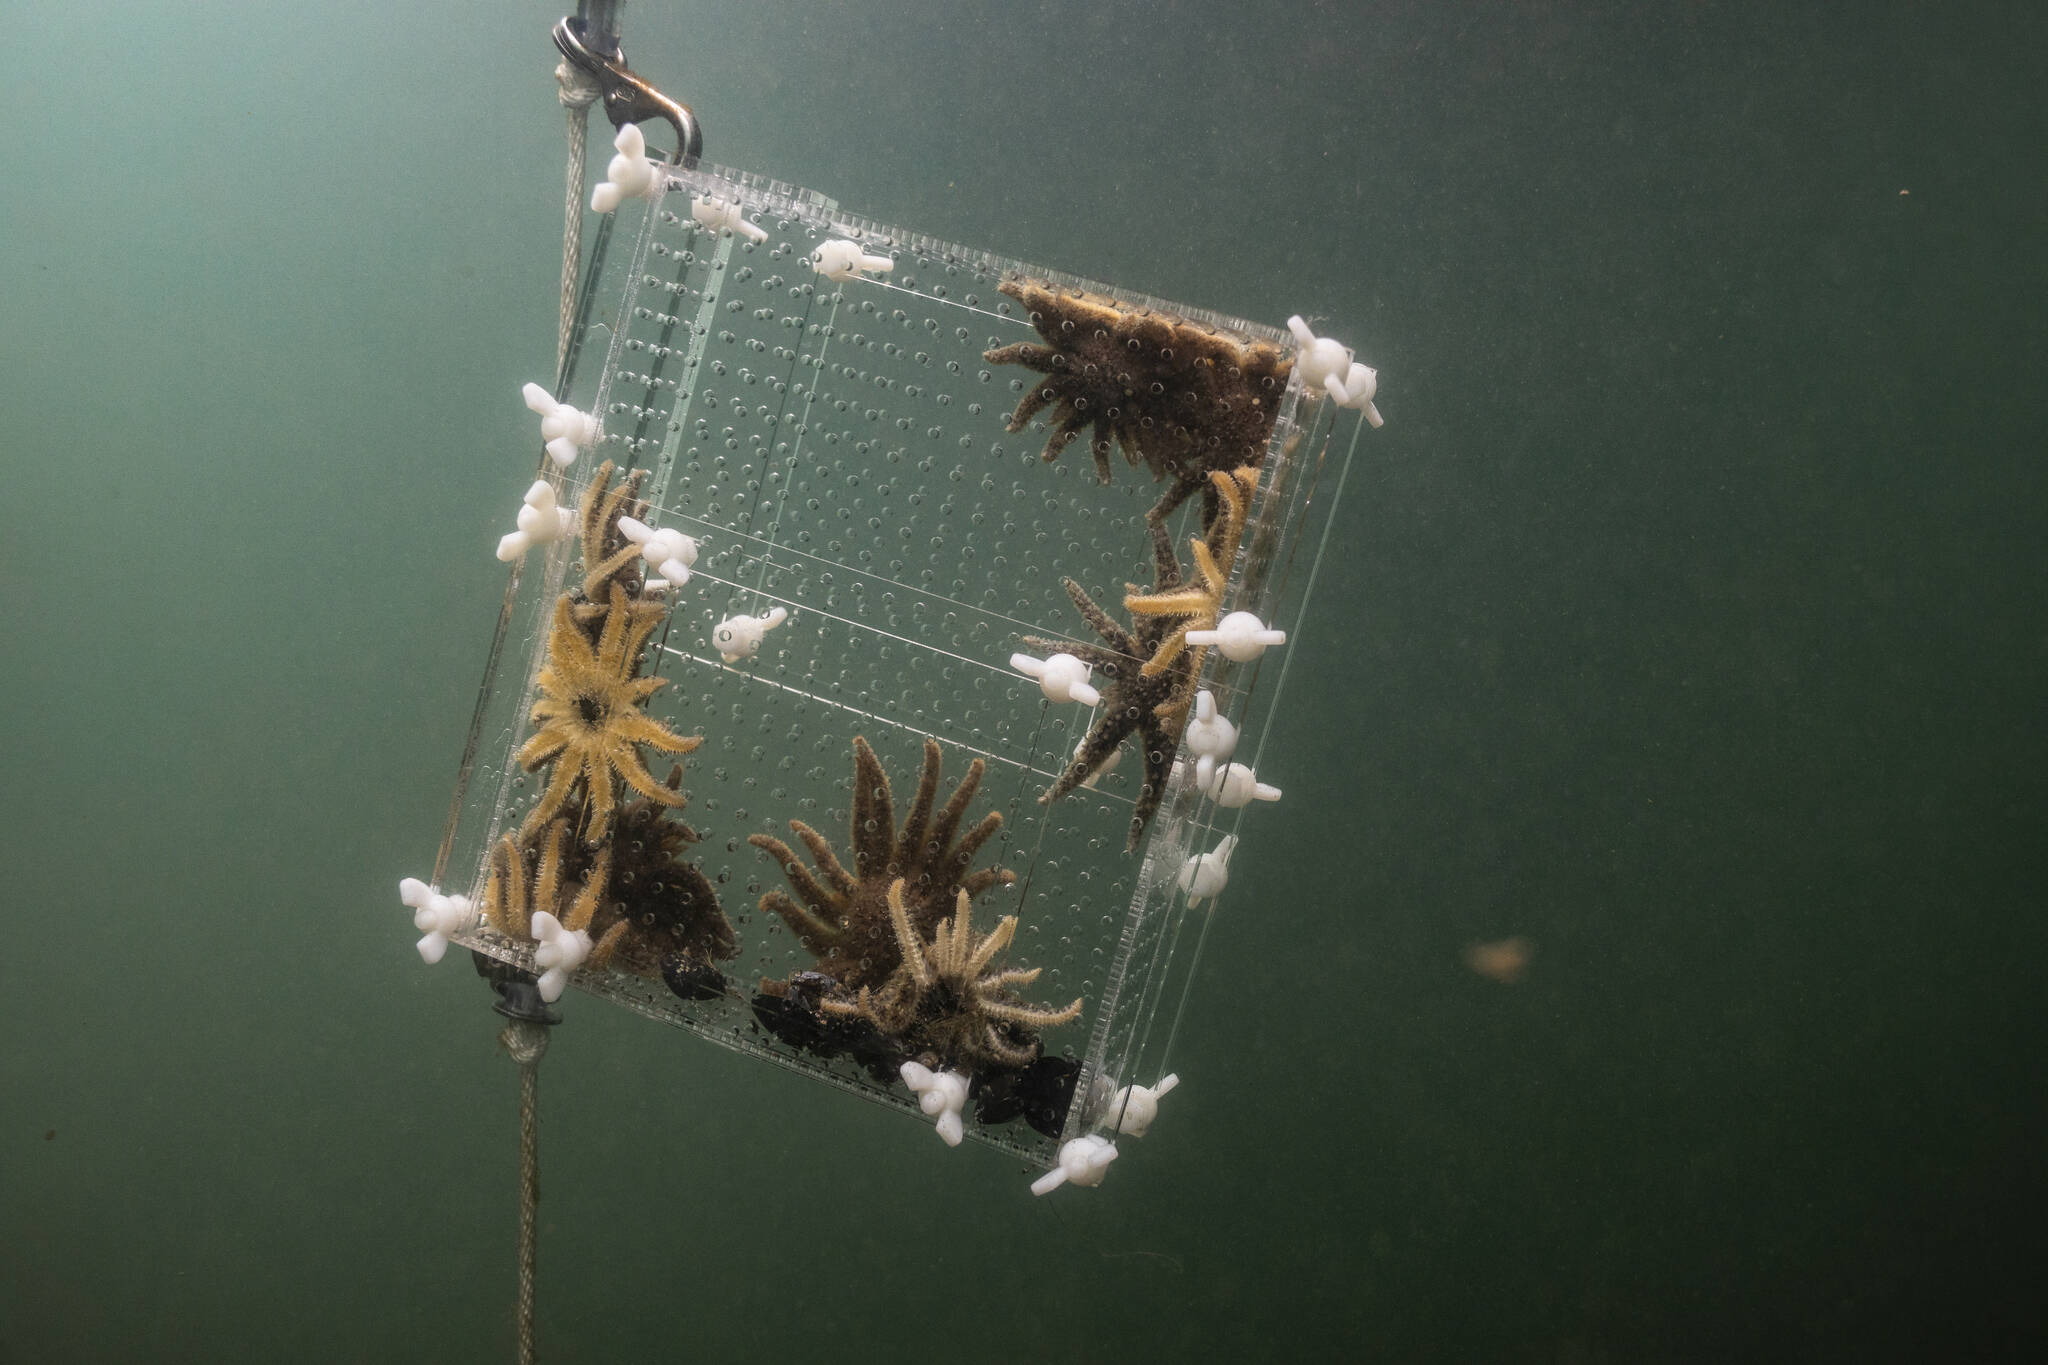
480;818;629;968
515;582;700;844
822;879;1082;1071
1122;464;1260;689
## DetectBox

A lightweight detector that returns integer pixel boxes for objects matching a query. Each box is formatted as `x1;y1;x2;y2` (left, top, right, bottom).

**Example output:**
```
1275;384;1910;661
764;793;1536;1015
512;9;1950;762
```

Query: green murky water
3;2;2040;1359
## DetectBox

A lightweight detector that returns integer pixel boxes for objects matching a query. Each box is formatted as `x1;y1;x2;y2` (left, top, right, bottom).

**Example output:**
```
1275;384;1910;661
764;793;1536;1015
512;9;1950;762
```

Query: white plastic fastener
495;479;577;563
690;193;769;244
1112;1073;1181;1138
1010;651;1101;708
529;910;592;1004
1177;834;1237;906
809;238;894;282
1183;610;1288;663
591;123;658;214
1030;1135;1120;1195
712;607;789;663
398;878;473;965
615;514;700;586
900;1062;971;1147
521;382;600;468
1286;316;1383;427
1193;760;1282;809
1182;689;1238;766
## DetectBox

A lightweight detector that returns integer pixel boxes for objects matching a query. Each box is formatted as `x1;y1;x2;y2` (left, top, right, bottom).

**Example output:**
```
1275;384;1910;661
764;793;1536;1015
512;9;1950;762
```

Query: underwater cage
401;11;1382;1203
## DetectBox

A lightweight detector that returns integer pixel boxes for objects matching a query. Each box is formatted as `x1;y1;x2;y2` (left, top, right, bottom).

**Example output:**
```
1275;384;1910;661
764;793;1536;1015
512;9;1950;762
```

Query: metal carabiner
552;15;703;166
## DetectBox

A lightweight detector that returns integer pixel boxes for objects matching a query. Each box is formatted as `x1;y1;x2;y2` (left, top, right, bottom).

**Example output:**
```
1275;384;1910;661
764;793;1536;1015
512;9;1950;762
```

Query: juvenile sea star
480;818;628;968
983;278;1292;526
516;583;700;844
748;737;1014;991
575;460;651;605
1123;464;1260;683
823;880;1082;1071
1022;521;1197;850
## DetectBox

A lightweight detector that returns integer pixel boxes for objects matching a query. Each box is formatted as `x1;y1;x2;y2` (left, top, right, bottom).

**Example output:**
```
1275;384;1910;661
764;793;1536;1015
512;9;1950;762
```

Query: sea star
982;278;1292;527
480;818;628;968
822;879;1082;1071
1022;520;1198;850
748;737;1015;992
515;583;701;844
575;460;652;606
550;767;737;990
1123;464;1260;684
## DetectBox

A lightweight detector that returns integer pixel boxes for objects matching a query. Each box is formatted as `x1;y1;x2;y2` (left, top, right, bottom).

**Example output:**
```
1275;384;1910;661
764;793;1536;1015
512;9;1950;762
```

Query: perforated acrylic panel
433;162;1364;1166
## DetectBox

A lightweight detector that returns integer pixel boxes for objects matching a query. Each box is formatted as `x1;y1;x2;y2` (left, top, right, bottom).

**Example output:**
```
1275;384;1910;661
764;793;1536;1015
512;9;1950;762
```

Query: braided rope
556;60;603;378
502;1019;550;1365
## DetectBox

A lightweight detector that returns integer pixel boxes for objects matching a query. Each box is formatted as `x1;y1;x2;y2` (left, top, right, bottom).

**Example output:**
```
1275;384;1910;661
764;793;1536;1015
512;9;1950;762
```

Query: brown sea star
822;880;1082;1071
982;278;1293;526
554;767;736;984
515;583;700;844
748;737;1015;991
1022;520;1197;851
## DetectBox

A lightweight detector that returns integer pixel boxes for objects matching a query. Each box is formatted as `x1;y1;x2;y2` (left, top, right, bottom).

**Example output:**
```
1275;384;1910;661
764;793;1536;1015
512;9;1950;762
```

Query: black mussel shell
661;954;728;1003
972;1054;1080;1139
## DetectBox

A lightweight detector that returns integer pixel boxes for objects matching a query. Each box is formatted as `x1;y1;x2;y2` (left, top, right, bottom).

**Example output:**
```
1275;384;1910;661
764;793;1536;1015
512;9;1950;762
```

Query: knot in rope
500;1018;552;1066
556;59;602;110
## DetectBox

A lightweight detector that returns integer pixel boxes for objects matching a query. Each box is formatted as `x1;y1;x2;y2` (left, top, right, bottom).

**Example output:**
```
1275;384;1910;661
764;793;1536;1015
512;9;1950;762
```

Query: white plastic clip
615;514;700;586
900;1062;971;1147
1286;316;1383;427
1193;760;1282;809
1112;1074;1180;1138
1183;610;1288;663
809;238;894;282
495;479;577;563
690;193;769;244
521;382;599;468
1182;690;1239;767
591;122;659;213
529;910;592;1004
1177;834;1237;906
1031;1135;1120;1195
712;606;788;663
398;878;472;965
1010;651;1101;708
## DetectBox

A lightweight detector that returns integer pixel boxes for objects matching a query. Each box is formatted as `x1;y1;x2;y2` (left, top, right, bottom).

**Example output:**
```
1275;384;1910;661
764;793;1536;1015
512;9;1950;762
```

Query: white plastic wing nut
528;910;592;1004
1010;651;1101;708
615;514;700;587
690;193;769;245
1184;610;1288;664
1193;759;1282;809
1112;1073;1181;1138
521;383;600;468
712;606;788;663
1177;834;1238;907
809;238;894;282
1181;689;1239;766
1286;316;1383;427
495;480;577;563
1031;1135;1120;1196
398;878;473;965
591;122;659;213
900;1062;971;1148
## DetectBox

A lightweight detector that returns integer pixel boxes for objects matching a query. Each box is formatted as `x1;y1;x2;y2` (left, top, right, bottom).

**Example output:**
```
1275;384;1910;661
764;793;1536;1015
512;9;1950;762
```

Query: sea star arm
894;740;943;875
850;738;897;882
